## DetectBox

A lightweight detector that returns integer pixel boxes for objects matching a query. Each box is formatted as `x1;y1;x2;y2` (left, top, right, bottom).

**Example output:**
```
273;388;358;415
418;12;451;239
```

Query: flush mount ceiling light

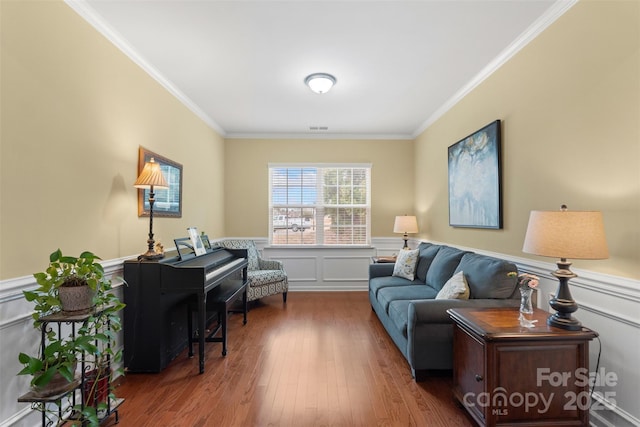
304;73;336;94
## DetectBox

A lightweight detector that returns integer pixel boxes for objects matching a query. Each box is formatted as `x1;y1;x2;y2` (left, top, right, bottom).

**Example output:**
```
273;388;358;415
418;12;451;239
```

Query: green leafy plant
18;249;125;424
25;249;110;320
18;335;97;389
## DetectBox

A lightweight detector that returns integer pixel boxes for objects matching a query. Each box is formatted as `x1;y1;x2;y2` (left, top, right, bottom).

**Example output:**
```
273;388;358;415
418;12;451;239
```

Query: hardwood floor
107;292;474;427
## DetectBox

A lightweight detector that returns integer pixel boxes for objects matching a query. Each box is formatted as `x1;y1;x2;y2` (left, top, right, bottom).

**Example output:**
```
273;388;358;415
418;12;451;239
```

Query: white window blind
269;164;371;246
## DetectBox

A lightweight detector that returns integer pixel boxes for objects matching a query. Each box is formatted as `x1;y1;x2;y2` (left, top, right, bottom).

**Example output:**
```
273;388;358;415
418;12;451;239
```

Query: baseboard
590;391;640;427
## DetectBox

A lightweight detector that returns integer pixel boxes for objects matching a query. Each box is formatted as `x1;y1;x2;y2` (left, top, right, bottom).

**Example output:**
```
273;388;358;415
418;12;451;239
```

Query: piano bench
187;279;248;359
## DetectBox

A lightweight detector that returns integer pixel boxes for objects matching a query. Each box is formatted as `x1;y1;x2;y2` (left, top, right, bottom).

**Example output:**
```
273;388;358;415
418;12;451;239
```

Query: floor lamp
522;205;608;330
134;158;169;260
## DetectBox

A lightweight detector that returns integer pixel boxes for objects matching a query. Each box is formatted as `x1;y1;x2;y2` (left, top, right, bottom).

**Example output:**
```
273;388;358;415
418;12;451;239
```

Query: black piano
123;245;248;374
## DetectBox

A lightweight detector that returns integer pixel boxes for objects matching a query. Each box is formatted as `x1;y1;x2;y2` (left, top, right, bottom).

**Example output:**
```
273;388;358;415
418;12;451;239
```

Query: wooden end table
371;256;396;263
447;307;597;427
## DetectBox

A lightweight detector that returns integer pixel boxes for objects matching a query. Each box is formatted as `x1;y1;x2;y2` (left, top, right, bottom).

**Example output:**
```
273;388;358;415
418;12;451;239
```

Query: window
269;164;371;245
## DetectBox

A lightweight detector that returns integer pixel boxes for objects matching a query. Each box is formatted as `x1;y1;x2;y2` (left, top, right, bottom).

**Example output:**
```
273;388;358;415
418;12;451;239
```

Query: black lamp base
401;232;410;250
139;191;164;261
547;259;582;331
547;309;582;331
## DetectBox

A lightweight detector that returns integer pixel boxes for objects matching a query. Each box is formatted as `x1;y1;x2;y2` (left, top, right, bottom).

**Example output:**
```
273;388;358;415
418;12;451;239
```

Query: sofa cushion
425;246;467;291
377;285;438;313
392;249;419;280
436;271;470;300
415;244;442;283
454;253;517;299
369;275;418;298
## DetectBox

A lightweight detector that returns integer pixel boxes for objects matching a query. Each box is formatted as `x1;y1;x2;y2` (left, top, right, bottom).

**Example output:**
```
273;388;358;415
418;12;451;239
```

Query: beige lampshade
522;209;609;260
134;158;169;189
393;215;419;234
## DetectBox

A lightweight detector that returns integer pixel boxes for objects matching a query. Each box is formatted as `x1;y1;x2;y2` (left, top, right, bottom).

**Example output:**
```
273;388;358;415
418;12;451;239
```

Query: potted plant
18;249;125;424
18;335;97;397
28;249;110;314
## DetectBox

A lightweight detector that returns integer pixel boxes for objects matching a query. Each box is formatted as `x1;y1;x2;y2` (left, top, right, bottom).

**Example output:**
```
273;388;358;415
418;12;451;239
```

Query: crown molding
224;132;414;141
65;0;576;142
64;0;227;137
411;0;578;138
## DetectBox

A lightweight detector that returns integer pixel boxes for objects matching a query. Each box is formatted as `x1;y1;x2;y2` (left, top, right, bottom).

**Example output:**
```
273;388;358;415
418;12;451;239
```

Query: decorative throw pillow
392;249;419;280
436;271;470;300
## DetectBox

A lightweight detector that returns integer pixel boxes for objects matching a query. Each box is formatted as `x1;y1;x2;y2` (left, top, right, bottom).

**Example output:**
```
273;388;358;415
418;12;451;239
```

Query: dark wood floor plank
108;291;473;427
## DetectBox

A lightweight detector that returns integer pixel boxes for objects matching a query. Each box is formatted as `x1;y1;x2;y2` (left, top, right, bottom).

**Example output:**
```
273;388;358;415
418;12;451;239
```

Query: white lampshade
393;215;419;234
304;73;336;94
522;209;608;260
134;158;169;189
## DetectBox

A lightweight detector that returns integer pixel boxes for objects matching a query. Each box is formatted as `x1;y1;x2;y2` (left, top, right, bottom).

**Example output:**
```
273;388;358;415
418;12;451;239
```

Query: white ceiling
70;0;572;139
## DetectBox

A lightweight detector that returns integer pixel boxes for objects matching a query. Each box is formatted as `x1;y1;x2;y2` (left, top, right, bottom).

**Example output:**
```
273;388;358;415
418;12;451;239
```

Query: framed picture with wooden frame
448;120;502;229
137;147;183;218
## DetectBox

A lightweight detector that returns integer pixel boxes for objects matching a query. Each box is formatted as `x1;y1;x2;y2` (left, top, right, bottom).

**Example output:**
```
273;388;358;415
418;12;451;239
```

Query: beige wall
415;0;640;279
0;1;226;279
224;138;414;238
2;0;638;281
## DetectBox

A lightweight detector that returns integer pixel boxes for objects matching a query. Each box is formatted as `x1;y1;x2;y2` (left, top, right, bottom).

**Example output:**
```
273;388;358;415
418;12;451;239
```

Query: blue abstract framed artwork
448;120;502;229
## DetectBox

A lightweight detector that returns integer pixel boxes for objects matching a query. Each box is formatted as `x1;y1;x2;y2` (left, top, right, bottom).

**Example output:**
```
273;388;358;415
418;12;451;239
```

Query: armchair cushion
248;269;287;287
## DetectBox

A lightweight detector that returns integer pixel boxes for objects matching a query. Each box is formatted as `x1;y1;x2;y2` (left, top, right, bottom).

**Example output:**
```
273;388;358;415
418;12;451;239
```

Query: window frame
268;163;372;247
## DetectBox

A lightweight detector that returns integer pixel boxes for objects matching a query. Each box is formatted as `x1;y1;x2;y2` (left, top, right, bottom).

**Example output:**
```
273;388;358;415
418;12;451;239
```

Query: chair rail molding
1;242;637;427
0;256;128;427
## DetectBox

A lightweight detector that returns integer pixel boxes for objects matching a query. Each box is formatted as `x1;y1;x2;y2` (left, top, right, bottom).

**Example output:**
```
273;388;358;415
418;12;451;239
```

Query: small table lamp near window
134;158;169;260
394;215;419;250
522;205;608;330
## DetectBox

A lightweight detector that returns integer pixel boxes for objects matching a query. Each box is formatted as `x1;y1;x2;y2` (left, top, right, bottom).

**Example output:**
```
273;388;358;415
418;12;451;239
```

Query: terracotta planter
83;368;110;406
58;285;95;313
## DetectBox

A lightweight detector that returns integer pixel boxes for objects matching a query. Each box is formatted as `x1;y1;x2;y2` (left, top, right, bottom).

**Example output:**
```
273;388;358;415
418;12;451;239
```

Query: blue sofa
369;242;520;380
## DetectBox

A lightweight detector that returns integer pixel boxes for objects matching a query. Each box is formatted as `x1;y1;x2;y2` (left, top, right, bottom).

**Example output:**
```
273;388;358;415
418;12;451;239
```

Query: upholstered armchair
219;239;288;303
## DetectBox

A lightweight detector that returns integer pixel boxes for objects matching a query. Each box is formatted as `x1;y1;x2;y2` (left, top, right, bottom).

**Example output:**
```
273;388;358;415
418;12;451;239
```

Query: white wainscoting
0;259;127;427
260;237;405;291
436;242;640;427
1;240;637;427
262;246;373;291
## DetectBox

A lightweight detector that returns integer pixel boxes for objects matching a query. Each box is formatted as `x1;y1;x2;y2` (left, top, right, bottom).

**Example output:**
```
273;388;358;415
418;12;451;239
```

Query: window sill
264;245;374;250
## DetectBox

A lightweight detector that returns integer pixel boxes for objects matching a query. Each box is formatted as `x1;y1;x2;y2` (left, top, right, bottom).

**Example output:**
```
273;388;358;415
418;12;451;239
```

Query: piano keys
123;246;248;373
